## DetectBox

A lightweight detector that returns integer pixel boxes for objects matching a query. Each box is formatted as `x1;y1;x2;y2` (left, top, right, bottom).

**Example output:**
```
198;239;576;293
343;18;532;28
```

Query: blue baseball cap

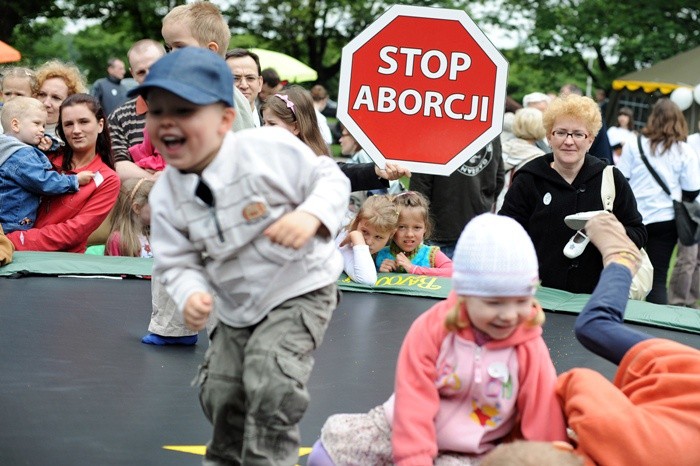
127;47;234;108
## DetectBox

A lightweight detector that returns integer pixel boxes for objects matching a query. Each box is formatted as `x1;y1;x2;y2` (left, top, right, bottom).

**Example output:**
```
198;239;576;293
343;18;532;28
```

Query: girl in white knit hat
308;213;567;466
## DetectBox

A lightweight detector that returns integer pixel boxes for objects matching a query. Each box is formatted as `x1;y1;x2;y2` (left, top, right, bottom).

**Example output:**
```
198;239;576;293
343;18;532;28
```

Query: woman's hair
57;93;114;171
641;98;688;154
512;107;546;141
392;191;433;239
34;60;87;96
617;106;634;130
162;1;231;57
445;297;545;332
261;84;330;156
0;66;37;95
542;94;602;137
348;195;400;235
106;178;154;257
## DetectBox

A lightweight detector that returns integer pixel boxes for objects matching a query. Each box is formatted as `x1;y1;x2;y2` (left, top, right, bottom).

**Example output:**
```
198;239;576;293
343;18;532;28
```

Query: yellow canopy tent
608;46;700;131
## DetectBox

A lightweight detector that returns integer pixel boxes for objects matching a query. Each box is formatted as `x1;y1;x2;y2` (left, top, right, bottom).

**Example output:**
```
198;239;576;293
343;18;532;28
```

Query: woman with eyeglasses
617;99;700;304
499;94;646;294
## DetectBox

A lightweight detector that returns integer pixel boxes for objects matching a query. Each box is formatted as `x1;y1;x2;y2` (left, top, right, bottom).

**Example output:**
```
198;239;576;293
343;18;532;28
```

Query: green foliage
5;0;700;106
503;47;587;102
73;25;132;84
223;0;470;85
10;19;73;69
474;0;700;92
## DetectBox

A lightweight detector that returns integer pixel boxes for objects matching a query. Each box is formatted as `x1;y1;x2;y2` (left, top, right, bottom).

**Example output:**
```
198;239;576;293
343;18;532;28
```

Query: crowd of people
1;1;699;465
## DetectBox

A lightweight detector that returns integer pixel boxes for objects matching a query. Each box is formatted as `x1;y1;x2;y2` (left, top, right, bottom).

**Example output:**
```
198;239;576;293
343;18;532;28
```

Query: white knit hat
452;213;539;297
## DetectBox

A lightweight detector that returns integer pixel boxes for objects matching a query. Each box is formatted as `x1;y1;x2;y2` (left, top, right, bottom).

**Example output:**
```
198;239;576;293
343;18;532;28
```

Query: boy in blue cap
128;47;350;465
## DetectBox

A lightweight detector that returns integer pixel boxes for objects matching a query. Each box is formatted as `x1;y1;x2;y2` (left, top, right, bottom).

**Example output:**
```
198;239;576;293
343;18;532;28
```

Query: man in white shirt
225;49;264;127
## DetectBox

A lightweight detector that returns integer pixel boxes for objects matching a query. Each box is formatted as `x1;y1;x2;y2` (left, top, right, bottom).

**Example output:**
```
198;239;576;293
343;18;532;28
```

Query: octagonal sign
338;5;508;176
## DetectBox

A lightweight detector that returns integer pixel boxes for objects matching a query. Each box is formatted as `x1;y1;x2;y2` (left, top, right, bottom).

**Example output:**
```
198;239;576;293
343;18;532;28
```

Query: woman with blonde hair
34;59;87;151
617;98;700;304
500;94;646;294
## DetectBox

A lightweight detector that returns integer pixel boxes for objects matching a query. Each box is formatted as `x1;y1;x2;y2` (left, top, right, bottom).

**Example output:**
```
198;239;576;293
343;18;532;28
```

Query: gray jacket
150;127;350;328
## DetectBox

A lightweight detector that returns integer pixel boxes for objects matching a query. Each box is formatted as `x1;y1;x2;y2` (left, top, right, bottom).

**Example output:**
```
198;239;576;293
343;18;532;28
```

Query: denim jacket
0;134;78;233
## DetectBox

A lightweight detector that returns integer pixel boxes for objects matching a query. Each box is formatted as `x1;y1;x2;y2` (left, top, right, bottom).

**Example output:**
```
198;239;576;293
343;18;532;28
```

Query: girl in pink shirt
309;213;567;466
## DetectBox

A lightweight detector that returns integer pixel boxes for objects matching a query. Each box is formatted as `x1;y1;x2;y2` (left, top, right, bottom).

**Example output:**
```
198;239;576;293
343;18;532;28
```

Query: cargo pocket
273;351;312;426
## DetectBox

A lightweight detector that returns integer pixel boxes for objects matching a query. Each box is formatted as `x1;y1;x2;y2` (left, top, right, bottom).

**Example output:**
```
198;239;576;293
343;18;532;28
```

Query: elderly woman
5;94;120;252
34;60;87;151
617;99;700;304
499;94;646;294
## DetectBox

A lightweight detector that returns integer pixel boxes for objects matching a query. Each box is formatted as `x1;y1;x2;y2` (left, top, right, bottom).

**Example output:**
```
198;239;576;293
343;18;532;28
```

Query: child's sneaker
563;230;590;259
141;333;198;346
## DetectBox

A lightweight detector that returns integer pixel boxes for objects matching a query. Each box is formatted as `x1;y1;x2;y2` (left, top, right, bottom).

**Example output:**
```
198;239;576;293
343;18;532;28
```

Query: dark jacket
91;75;128;117
338;162;389;192
410;138;504;243
499;153;646;294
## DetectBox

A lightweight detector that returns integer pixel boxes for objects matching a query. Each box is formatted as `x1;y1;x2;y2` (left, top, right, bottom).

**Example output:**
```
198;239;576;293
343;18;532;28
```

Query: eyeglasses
234;74;260;85
551;130;588;141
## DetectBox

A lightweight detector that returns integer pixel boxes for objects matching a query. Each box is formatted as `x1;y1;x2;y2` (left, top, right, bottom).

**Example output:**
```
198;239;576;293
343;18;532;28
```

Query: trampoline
1;254;699;466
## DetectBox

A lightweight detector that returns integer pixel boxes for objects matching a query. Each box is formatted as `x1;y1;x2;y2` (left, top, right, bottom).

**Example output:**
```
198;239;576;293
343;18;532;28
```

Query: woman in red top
7;94;120;252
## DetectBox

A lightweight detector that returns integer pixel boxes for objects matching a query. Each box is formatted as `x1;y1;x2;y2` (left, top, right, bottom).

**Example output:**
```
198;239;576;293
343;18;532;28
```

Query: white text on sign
352;46;489;121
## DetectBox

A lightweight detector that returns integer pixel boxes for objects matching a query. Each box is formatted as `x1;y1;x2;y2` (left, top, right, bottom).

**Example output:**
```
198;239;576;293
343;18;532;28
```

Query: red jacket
7;153;119;253
558;338;700;466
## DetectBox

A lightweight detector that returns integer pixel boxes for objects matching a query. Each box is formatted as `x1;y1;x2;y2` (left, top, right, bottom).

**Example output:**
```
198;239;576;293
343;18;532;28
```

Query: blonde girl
336;195;399;285
1;67;37;102
308;213;566;465
105;178;154;257
375;191;453;276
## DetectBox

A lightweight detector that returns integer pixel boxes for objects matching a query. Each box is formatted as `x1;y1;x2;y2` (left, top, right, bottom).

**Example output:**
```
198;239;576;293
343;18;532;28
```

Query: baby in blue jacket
0;96;93;233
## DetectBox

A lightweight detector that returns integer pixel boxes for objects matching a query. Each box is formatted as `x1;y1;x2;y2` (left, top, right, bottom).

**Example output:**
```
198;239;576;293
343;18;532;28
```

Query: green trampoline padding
2;252;699;334
0;251;153;278
338;273;700;335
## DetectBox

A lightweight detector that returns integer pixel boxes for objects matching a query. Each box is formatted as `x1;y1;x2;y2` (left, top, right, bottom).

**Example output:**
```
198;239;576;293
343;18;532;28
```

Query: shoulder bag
601;165;654;300
636;135;700;246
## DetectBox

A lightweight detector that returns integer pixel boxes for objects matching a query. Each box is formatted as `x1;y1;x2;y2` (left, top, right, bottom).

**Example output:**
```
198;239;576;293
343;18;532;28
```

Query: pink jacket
128;129;166;172
387;292;567;466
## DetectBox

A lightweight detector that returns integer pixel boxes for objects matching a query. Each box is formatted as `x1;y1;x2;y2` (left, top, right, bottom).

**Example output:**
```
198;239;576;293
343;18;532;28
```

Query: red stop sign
338;5;508;176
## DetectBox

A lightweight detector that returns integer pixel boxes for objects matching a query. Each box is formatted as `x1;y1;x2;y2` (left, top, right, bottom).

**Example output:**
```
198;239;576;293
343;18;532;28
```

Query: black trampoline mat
1;277;699;466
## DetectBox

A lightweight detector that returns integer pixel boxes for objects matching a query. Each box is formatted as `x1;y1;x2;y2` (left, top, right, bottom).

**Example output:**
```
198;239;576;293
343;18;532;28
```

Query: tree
223;0;470;85
473;0;700;91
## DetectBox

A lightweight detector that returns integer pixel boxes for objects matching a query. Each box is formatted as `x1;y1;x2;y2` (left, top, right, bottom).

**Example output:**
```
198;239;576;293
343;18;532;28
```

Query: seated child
105;178;154;258
0;96;93;233
375;191;453;276
337;195;399;285
480;212;700;466
309;213;567;466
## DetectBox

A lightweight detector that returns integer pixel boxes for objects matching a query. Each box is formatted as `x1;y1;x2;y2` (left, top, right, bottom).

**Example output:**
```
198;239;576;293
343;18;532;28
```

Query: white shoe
564;210;608;231
564;230;590;259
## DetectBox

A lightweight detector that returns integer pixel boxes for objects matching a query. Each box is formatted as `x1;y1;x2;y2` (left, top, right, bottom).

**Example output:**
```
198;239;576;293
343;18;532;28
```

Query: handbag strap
637;135;672;197
601;165;615;212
